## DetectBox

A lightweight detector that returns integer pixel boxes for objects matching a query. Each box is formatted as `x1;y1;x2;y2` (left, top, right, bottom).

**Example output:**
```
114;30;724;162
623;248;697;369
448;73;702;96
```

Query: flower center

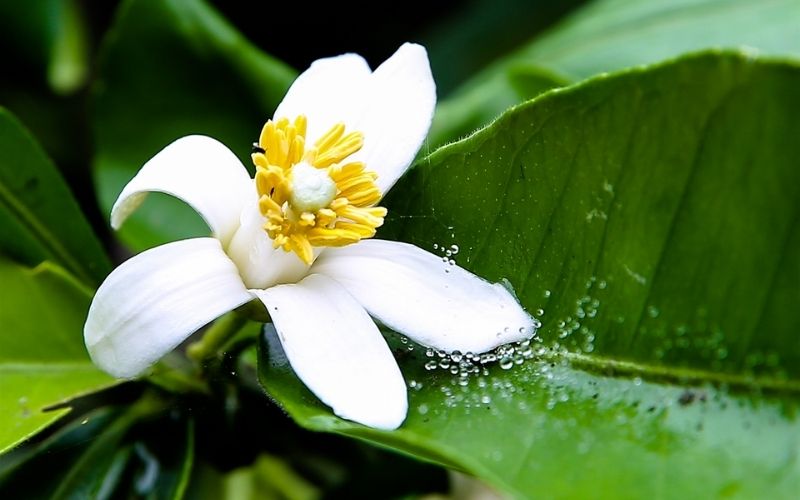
252;116;387;265
289;163;337;213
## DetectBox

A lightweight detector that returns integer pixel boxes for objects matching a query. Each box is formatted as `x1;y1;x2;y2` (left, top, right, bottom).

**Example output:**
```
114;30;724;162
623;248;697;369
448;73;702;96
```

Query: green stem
187;312;248;362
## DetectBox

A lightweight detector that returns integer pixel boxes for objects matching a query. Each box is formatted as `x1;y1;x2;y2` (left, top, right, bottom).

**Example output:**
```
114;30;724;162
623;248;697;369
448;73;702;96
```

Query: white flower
84;44;535;430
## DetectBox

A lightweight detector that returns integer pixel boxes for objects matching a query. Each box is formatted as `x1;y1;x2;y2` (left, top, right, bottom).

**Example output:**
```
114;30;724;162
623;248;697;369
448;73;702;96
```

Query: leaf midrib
0;180;92;284
559;351;800;393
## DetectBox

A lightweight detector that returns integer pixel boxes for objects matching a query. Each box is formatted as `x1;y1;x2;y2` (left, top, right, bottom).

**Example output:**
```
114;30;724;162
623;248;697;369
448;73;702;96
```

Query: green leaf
432;0;800;146
0;108;110;285
0;258;115;454
0;400;194;499
421;0;584;94
93;0;296;252
260;52;800;497
214;454;320;500
0;407;123;496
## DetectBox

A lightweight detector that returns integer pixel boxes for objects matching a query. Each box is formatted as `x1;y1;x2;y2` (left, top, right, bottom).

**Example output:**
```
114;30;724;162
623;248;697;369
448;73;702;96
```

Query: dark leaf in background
0;108;110;284
0;402;194;500
93;0;296;251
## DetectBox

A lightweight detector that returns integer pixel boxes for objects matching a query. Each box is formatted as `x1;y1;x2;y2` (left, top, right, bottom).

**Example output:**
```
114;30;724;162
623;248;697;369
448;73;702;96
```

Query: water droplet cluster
433;242;460;272
546;276;607;355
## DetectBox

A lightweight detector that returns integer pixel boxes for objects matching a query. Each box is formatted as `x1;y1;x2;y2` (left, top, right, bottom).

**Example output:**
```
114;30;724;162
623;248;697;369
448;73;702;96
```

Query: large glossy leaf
260;52;800;497
0;258;115;454
0;108;109;285
92;0;296;251
432;0;800;145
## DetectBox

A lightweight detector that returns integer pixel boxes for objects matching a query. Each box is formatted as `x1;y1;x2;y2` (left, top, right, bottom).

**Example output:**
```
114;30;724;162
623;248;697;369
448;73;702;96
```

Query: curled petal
253;274;407;430
84;238;252;378
311;240;535;354
111;135;254;245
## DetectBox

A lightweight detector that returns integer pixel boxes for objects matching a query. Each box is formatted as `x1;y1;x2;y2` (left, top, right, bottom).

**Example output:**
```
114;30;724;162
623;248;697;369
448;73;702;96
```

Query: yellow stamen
254;115;386;264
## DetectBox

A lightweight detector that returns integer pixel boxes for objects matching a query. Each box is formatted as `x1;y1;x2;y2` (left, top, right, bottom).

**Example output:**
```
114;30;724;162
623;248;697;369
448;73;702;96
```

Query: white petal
273;54;372;144
84;238;253;378
225;202;311;289
349;43;436;194
253;274;407;430
111;135;254;245
272;44;436;195
311;240;535;354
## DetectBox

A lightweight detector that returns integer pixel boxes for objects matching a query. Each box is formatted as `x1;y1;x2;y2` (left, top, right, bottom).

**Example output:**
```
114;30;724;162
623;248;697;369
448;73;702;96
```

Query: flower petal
84;238;252;378
226;202;310;289
350;43;436;194
272;44;436;195
273;54;372;144
253;274;407;430
111;135;254;245
311;240;535;354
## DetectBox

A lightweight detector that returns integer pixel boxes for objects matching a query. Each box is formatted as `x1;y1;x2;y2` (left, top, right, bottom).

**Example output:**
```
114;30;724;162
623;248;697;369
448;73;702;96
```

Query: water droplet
481;395;492;404
480;353;497;364
450;244;459;254
536;308;545;316
424;360;438;371
433;243;439;250
445;249;452;257
647;305;660;318
598;280;607;289
418;404;429;415
543;289;551;298
425;348;435;357
399;336;408;344
449;259;456;266
499;356;514;370
409;380;418;388
438;359;451;370
441;256;449;264
450;350;463;362
633;377;642;386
